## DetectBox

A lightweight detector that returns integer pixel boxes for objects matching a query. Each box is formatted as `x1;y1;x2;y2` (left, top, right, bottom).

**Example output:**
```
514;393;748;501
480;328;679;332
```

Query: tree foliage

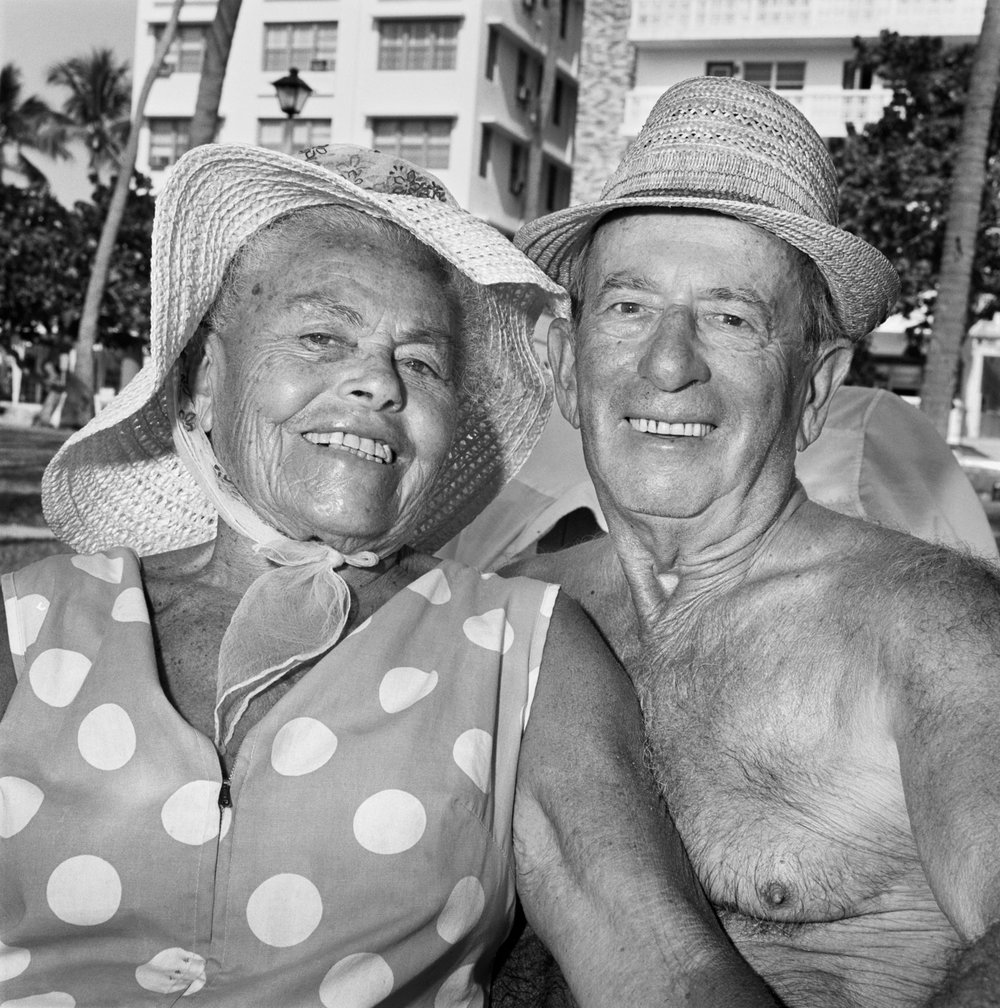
0;174;154;352
46;48;132;184
834;31;1000;323
0;63;70;185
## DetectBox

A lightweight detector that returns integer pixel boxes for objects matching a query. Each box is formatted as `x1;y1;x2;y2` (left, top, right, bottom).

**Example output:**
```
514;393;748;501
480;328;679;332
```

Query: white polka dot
78;704;136;771
353;790;426;854
71;553;124;583
0;776;44;838
436;877;486;944
28;649;91;707
347;616;372;638
462;610;514;654
0;994;75;1008
135;947;207;994
161;780;222;845
4;594;49;656
111;587;149;623
379;667;438;713
46;855;121;926
319;952;394;1008
271;718;338;776
0;937;30;981
220;806;233;840
453;730;492;793
246;874;323;947
434;964;483;1008
409;568;452;605
521;666;540;732
540;583;559;619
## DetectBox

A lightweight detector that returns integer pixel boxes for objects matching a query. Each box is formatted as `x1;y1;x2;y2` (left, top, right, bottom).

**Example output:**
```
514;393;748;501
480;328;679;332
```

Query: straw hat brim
43;144;564;556
515;194;900;341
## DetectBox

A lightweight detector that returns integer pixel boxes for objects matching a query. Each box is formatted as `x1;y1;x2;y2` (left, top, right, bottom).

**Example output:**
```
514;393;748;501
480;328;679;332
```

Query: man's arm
513;593;778;1007
889;549;1000;1005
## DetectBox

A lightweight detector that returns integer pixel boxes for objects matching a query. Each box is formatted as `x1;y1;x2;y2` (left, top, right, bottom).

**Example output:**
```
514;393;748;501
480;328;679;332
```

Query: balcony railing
630;0;985;41
623;84;892;138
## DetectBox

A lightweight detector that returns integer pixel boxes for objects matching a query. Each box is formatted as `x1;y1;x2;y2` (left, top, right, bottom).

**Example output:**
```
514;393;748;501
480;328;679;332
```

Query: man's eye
301;332;339;347
400;356;442;378
710;313;746;328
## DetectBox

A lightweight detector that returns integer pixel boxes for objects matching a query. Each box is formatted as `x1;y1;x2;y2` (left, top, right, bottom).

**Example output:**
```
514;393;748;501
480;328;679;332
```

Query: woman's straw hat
515;75;900;340
43;143;564;555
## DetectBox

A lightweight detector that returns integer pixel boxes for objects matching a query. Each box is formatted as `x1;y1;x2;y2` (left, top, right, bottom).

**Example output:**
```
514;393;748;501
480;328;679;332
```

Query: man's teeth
303;431;394;462
629;418;713;437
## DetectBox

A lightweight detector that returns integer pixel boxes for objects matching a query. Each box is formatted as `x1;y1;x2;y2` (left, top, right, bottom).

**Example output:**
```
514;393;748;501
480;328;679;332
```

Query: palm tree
189;0;244;147
0;63;70;185
70;0;186;418
46;48;131;185
921;0;1000;435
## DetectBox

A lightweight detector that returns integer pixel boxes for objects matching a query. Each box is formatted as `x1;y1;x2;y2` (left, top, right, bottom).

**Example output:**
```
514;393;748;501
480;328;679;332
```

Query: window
377;20;459;71
148;118;190;169
486;26;499;81
842;60;873;90
516;49;542;106
706;61;736;78
263;22;337;73
372;118;452;170
544;161;571;213
552;77;563;125
509;141;528;196
479;125;492;178
743;61;805;90
153;24;207;74
258;117;331;153
559;0;570;39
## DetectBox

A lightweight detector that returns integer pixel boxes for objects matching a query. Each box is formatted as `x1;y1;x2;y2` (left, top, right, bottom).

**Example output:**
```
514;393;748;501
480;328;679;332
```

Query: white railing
629;0;985;41
622;84;892;138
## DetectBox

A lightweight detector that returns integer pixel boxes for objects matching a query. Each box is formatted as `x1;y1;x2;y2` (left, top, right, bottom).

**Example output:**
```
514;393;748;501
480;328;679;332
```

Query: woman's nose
338;352;404;410
638;309;711;392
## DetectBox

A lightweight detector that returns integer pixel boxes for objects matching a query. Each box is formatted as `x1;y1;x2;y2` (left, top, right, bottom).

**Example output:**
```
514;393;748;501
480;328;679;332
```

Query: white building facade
131;0;582;233
623;0;986;141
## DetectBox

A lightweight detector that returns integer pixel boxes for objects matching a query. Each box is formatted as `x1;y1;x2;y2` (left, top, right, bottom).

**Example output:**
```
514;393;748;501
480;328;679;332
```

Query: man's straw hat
43;144;563;555
516;75;900;340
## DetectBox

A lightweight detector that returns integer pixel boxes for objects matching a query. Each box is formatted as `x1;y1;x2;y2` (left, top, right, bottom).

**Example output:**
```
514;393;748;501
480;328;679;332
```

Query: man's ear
796;340;853;451
188;330;222;433
548;316;580;429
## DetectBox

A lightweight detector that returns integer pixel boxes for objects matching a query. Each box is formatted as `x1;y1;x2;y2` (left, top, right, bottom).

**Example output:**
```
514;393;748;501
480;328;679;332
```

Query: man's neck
601;482;807;620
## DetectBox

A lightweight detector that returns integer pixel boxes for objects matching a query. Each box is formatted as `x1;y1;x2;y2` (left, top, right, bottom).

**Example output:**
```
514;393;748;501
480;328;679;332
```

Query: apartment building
131;0;583;233
624;0;986;141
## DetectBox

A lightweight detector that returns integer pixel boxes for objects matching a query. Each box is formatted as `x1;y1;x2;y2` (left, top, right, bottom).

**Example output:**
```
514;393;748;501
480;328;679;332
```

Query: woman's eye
301;332;338;347
611;301;644;316
708;312;746;328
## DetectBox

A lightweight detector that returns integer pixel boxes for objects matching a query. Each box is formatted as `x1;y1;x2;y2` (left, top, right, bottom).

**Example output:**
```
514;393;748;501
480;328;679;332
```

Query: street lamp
271;67;313;154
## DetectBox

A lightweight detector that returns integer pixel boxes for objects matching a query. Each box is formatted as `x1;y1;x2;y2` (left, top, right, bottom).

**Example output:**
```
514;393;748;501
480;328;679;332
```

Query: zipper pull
219;778;232;809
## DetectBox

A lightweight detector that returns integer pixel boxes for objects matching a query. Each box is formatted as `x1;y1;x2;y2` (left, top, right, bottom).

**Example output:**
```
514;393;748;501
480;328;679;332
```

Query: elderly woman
0;144;771;1007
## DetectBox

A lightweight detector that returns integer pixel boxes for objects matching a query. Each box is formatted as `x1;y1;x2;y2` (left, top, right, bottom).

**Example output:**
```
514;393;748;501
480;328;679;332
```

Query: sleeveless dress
0;547;559;1007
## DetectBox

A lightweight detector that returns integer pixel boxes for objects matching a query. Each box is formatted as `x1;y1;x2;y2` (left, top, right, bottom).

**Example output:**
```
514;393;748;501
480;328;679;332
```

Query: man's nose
338;352;404;410
638;308;711;392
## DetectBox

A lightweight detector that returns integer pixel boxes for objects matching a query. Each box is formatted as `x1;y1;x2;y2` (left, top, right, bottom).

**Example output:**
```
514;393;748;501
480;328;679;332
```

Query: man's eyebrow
594;272;660;298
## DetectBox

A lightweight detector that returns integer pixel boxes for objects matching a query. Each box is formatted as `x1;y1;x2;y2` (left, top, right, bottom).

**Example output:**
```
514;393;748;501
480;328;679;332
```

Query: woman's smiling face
192;209;461;553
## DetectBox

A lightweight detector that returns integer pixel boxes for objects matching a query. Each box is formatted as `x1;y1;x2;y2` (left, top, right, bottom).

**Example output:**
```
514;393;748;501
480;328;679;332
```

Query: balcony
623;84;892;138
629;0;986;42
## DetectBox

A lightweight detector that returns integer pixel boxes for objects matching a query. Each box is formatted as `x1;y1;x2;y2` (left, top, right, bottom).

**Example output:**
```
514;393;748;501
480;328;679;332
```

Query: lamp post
271;67;313;154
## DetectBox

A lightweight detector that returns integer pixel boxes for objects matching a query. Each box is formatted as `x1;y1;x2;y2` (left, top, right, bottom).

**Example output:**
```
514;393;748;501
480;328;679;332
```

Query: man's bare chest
629;614;960;1005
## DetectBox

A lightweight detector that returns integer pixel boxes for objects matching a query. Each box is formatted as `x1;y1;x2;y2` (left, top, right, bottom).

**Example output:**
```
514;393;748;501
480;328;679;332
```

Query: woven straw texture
42;144;564;556
515;76;900;341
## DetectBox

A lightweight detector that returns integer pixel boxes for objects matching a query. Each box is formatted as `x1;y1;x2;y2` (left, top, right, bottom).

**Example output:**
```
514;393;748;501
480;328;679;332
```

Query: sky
1;0;137;203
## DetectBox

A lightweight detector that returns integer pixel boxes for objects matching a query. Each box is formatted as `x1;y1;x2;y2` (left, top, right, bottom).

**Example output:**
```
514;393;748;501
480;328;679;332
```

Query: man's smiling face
555;210;815;524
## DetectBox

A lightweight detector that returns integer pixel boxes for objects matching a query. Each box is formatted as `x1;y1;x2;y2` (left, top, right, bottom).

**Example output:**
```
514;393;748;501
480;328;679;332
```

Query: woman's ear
188;330;222;433
548;317;581;429
797;340;853;451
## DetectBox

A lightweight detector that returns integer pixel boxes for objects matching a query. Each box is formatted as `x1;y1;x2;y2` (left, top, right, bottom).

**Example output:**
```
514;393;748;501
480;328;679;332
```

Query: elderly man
498;77;1000;1008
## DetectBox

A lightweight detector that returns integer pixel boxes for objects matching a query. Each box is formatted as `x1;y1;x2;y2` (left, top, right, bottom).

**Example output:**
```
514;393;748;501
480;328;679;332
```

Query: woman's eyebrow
595;272;658;298
283;292;365;327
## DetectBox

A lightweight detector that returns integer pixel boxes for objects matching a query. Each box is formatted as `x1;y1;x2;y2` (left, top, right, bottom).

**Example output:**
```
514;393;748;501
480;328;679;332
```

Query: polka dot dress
1;548;558;1007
